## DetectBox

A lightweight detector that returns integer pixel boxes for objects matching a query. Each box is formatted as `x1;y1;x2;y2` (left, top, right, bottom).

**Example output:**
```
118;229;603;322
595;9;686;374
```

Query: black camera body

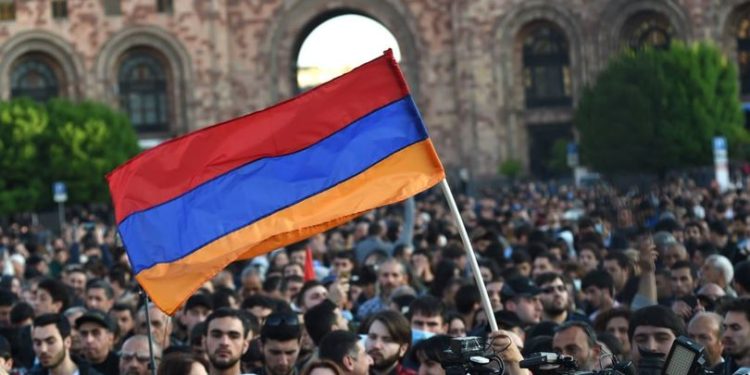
519;352;635;375
439;336;502;375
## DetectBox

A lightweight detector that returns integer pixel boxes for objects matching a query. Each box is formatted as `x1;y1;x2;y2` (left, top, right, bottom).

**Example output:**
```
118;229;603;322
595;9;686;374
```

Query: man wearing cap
502;277;543;326
76;309;119;374
180;294;213;341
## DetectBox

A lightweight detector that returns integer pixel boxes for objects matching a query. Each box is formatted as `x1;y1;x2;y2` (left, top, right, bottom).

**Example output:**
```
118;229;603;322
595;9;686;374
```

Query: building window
102;0;120;15
156;0;172;13
0;1;15;21
622;11;673;50
522;25;572;108
10;57;60;102
52;0;68;19
737;11;750;97
118;51;169;131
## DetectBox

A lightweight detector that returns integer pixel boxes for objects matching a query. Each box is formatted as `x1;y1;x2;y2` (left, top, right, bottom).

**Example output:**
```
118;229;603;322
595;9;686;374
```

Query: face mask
595;223;604;234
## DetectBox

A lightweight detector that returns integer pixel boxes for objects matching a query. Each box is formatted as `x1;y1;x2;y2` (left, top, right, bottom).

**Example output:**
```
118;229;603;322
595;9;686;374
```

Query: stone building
1;0;749;178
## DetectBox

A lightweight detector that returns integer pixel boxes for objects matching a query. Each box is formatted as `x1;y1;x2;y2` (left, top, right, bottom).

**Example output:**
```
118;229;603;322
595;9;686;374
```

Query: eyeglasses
542;285;566;294
120;352;160;363
265;313;300;327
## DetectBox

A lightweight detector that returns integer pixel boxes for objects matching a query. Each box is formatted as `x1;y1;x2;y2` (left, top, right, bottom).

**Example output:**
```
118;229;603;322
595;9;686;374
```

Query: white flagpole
439;179;499;332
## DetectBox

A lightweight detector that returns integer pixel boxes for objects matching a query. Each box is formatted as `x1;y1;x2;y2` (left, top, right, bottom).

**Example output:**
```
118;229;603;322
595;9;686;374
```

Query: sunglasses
542;285;566;294
265;313;300;327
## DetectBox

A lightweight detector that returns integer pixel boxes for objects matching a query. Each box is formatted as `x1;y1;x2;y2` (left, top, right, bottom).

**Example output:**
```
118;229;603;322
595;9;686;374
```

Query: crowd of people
0;176;750;375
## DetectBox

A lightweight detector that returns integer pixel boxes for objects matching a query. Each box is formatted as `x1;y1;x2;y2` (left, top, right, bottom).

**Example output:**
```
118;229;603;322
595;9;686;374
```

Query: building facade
1;0;749;178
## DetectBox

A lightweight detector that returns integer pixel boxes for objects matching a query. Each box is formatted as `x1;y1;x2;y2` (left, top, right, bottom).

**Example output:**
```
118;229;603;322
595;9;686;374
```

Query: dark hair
534;272;563;287
261;312;302;343
670;260;697;279
593;307;631;333
37;278;70;312
604;251;631;271
581;270;613;296
296;280;324;308
511;249;531;265
597;331;623;358
11;302;34;325
212;287;238;310
0;289;17;307
241;294;276;310
304;299;339;346
555;321;597;348
720;298;750;324
157;352;209;375
33;313;71;339
365;310;411;347
318;330;360;366
111;303;134;316
454;283;480;315
86;279;114;299
628;305;685;341
735;261;750;294
301;359;344;375
408;295;445;321
204;308;251;338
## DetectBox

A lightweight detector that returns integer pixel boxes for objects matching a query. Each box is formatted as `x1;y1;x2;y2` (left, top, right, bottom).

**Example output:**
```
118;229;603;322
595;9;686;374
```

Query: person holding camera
552;321;601;371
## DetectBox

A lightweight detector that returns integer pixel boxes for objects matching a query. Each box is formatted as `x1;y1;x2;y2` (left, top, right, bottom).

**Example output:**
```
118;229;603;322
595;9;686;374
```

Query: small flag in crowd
304;247;316;282
106;50;445;314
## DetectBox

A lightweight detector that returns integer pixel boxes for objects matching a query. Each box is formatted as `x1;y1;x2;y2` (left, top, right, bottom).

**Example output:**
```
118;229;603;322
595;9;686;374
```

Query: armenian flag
107;50;445;314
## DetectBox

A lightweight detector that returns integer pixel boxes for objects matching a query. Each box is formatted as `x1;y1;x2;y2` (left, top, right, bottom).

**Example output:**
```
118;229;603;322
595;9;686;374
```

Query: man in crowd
552;321;601;371
364;310;411;375
31;313;101;375
84;280;115;313
358;258;408;319
136;303;174;350
34;279;69;316
319;330;372;375
76;310;118;374
502;277;542;326
582;270;616;321
408;295;447;334
0;290;16;327
687;312;724;368
180;294;213;340
303;299;348;347
720;298;750;373
204;308;251;375
535;273;570;324
119;335;161;375
256;311;301;375
628;305;684;365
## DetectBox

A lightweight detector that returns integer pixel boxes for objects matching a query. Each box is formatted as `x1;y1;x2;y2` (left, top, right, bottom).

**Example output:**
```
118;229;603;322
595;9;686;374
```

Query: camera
519;352;634;375
439;336;503;375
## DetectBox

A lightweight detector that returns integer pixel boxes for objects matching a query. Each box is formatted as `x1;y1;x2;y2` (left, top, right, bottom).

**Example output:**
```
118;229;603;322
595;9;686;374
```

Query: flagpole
141;289;158;375
439;179;499;332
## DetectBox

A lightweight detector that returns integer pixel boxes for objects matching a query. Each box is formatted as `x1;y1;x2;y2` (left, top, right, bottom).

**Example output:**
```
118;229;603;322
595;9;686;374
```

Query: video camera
521;336;715;375
439;336;504;375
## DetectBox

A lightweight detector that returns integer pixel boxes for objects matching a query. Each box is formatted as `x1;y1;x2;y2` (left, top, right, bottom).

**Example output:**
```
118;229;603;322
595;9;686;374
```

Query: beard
369;350;400;371
41;347;67;369
209;351;240;371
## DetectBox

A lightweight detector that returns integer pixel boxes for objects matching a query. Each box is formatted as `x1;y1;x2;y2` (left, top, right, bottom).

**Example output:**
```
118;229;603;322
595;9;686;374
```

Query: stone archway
0;30;85;100
260;0;422;103
94;25;194;135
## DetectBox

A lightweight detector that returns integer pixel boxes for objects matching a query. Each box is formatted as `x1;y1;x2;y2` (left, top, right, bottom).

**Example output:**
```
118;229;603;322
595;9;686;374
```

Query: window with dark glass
10;57;60;102
52;0;67;18
623;11;673;50
157;0;172;13
102;0;120;15
0;0;15;21
118;52;169;131
737;11;750;97
522;25;572;108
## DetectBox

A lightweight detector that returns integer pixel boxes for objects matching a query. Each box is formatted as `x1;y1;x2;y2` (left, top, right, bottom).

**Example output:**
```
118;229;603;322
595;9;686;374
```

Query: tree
0;98;140;215
44;99;141;205
0;99;48;214
575;42;749;176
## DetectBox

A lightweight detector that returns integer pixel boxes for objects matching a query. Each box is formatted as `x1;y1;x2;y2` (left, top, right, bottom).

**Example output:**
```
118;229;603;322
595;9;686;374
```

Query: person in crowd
687;312;724;368
31;313;102;375
76;309;119;374
582;270;616;321
628;305;684;365
84;279;115;313
136;303;174;349
603;252;636;304
180;294;214;342
318;330;372;375
535;273;571;324
0;336;13;374
255;311;302;375
410;335;452;375
552;321;601;371
119;334;162;375
408;295;446;334
303;299;348;347
719;298;750;373
300;359;345;375
357;258;408;320
203;308;251;375
593;308;631;358
701;255;734;295
501;277;542;326
364;310;411;375
733;260;750;298
34;279;69;316
0;290;16;327
110;303;136;347
157;352;209;375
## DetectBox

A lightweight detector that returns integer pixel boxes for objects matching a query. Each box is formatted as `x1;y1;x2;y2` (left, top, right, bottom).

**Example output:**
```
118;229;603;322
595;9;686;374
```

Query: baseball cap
185;294;213;311
75;309;116;332
501;277;542;300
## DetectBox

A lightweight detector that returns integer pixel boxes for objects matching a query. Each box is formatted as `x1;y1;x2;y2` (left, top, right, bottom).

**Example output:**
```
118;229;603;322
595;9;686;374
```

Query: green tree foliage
575;42;749;175
0;98;140;214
